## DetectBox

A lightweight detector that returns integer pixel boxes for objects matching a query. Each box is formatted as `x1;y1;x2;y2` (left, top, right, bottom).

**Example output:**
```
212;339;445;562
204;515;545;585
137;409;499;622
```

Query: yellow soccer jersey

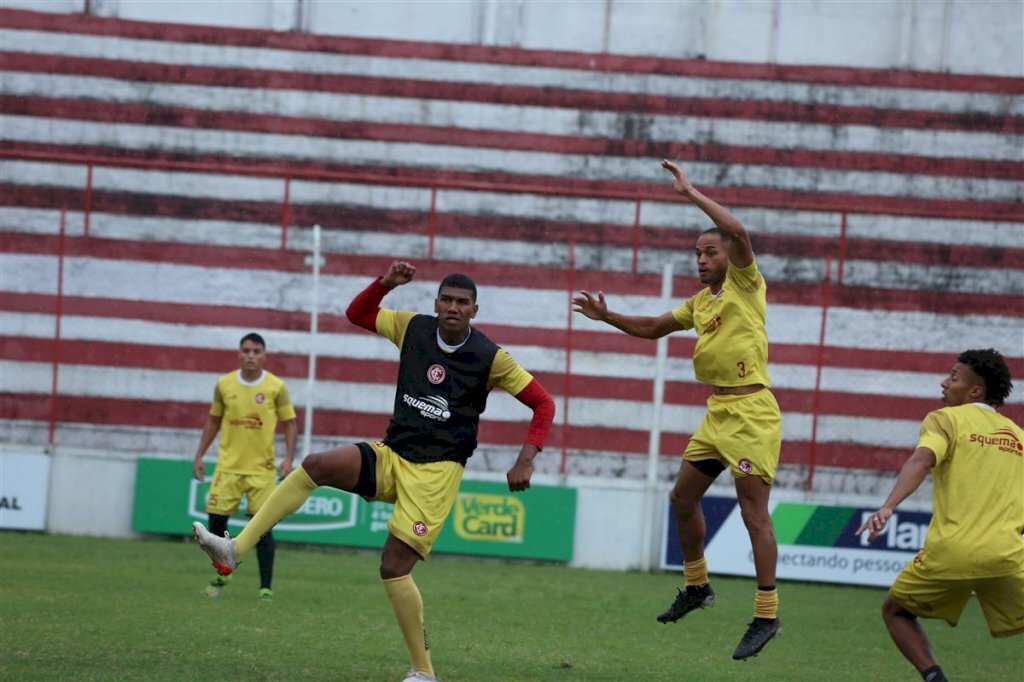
916;403;1024;578
375;309;533;395
210;370;296;476
671;260;771;387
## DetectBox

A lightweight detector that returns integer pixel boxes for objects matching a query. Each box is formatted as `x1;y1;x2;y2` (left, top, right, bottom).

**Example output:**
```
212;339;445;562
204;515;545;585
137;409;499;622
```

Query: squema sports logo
188;478;357;531
453;493;525;543
970;428;1024;456
772;502;931;551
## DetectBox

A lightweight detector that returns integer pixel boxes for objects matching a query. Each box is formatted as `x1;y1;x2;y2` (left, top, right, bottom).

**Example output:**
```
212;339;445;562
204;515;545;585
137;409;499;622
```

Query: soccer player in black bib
194;261;555;682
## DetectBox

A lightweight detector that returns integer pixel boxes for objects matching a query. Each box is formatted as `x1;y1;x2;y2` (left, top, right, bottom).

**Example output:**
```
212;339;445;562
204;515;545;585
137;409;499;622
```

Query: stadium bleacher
1;8;1021;489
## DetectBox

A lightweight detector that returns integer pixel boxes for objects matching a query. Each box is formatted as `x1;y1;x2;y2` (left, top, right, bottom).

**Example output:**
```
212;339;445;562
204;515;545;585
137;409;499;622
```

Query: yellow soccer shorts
365;441;464;559
890;558;1024;637
684;388;782;484
206;468;276;517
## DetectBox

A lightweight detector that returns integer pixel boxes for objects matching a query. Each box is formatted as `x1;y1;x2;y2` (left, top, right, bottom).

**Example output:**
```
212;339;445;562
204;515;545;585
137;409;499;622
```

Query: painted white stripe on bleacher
5;205;1022;251
1;28;1019;116
2;120;1021;202
3;71;1021;162
2;253;1022;349
2;302;1021;406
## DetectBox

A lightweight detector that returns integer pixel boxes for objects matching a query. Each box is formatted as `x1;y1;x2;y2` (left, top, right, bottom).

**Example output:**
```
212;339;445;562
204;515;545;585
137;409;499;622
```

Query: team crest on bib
737;458;753;474
255;393;266;404
427;364;446;385
413;520;428;536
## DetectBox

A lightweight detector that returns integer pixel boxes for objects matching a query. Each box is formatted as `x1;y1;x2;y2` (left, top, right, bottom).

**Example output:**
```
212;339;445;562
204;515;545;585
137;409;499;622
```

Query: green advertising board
132;458;576;561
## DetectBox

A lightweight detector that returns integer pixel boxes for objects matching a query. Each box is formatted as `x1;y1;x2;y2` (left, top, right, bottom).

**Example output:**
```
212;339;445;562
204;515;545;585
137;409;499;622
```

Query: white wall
3;0;1021;76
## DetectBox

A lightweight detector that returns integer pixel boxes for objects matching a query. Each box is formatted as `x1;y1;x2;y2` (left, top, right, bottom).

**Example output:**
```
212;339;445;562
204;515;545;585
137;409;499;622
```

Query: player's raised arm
572;289;683;339
346;260;417;332
661;159;754;269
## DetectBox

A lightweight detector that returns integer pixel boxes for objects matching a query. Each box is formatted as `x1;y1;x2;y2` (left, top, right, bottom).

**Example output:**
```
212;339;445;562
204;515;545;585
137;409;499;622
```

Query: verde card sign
452;492;524;543
436;483;575;560
133;458;575;561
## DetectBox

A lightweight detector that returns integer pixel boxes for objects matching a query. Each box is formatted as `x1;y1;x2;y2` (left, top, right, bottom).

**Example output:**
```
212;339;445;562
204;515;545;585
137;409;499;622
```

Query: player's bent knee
738;505;772;533
300;452;331;482
882;596;915;623
669;490;700;518
379;534;422;579
379;555;416;580
301;445;361;487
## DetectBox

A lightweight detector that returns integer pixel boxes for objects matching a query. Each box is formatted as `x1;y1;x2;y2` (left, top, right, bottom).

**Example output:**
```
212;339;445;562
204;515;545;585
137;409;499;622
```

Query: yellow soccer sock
235;467;317;561
754;587;779;619
683;557;709;587
383;574;434;677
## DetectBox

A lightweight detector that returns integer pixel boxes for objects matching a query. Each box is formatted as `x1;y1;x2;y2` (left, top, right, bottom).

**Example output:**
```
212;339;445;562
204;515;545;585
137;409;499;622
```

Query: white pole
640;261;674;571
301;224;322;461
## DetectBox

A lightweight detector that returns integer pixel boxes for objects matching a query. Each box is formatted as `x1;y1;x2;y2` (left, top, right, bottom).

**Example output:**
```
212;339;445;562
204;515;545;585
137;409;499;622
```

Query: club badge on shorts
413;520;428;536
738;458;753;475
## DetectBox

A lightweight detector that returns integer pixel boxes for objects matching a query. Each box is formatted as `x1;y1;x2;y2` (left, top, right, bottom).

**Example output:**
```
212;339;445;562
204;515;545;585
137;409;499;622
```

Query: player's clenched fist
382;260;416;288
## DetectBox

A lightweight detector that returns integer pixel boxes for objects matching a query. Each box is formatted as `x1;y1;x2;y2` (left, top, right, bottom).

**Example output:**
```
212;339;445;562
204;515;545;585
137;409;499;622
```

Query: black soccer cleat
732;617;782;660
656;584;716;624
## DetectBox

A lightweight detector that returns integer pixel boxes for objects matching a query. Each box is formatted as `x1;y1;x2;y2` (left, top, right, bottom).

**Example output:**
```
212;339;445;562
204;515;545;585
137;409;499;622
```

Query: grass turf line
1;532;1021;681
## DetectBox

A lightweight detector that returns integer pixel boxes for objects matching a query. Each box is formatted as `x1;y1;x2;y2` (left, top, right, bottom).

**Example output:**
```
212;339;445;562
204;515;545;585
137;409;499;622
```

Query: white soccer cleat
402;671;439;682
192;521;237;575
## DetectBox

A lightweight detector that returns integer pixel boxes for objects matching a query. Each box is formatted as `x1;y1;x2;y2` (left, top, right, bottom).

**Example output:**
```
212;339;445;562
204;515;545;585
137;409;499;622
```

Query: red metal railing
3;148;848;487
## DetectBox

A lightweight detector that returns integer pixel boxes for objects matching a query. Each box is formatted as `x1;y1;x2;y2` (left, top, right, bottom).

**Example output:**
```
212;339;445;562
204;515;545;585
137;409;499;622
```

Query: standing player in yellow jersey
857;349;1023;682
193;262;555;682
573;159;783;660
191;332;297;601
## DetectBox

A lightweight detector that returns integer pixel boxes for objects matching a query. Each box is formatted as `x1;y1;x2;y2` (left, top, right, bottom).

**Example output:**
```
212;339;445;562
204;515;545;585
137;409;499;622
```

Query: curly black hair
958;348;1013;406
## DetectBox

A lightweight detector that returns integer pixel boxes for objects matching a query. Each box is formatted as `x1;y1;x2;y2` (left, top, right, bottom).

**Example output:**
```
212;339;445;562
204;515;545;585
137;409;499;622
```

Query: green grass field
1;532;1020;681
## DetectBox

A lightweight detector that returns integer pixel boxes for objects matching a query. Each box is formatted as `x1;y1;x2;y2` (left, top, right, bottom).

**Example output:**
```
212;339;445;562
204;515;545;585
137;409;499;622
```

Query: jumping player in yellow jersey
573;160;783;660
857;349;1023;682
193;261;556;682
191;332;297;601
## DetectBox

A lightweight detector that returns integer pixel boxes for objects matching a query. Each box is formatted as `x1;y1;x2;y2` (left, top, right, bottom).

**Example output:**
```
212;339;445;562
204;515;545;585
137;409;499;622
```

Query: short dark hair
438;273;477;302
700;227;732;243
240;332;266;349
958;348;1012;406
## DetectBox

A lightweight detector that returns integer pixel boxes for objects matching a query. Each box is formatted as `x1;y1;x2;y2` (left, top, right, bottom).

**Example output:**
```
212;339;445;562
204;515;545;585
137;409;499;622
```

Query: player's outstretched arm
855;446;936;542
572;289;683;339
661;159;754;269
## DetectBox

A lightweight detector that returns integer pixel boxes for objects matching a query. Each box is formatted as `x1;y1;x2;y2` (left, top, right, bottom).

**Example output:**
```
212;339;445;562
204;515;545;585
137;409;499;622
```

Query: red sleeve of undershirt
345;276;390;332
513;378;556;450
